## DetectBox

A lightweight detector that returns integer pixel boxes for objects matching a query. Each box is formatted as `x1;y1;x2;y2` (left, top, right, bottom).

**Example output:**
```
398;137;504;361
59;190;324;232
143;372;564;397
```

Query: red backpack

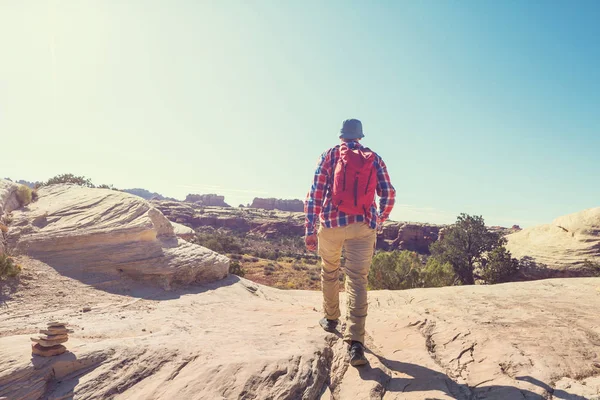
331;143;377;215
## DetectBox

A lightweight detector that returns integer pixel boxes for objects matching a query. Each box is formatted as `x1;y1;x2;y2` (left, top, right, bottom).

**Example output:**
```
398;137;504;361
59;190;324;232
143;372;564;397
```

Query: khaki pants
318;222;377;344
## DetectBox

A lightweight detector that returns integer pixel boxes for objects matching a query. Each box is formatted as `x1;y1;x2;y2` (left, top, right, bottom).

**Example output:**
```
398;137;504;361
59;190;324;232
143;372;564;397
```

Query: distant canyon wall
250;198;304;212
185;194;230;207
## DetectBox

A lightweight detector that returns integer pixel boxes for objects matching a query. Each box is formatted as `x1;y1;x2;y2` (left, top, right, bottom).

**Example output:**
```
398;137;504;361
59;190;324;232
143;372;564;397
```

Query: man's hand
305;234;318;252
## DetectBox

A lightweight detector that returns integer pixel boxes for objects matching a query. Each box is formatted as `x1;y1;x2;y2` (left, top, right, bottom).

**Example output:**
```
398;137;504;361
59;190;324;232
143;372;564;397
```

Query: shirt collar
343;140;363;149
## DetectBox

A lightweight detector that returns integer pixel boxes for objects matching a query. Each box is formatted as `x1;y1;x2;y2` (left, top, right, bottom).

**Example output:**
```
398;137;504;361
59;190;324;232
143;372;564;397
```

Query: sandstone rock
39;328;70;336
378;222;442;253
171;222;195;241
32;334;68;341
250;197;304;212
6;184;229;287
122;188;165;201
0;179;21;256
31;343;67;357
506;207;600;279
47;321;68;328
185;193;230;207
0;179;20;220
30;336;68;347
2;270;600;399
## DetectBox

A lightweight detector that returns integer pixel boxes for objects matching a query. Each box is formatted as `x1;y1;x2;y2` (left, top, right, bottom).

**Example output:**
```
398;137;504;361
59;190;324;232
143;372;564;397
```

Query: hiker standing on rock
304;119;396;366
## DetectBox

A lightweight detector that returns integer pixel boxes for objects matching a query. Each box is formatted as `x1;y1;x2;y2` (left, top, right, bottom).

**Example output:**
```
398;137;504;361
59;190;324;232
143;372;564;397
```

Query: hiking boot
319;318;339;332
349;341;368;367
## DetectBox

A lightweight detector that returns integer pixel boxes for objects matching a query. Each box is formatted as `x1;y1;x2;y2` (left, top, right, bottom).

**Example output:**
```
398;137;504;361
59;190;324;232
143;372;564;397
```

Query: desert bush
0;223;8;233
303;257;319;265
264;265;276;272
368;250;422;290
292;262;303;271
37;173;114;190
583;259;600;276
194;232;243;254
40;173;95;188
16;185;32;206
229;261;245;277
0;254;21;279
430;213;506;285
309;272;320;281
229;254;243;260
421;258;457;287
478;246;520;284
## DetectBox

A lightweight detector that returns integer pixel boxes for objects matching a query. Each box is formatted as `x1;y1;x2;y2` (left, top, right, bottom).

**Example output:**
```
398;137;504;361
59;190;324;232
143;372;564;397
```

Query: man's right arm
304;151;329;236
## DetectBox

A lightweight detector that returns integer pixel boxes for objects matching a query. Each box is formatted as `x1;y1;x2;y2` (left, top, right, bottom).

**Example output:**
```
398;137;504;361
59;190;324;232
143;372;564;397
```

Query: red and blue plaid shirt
304;141;396;236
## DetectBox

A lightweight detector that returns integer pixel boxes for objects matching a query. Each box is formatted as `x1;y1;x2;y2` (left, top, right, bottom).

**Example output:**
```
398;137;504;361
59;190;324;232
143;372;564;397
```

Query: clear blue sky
1;1;598;227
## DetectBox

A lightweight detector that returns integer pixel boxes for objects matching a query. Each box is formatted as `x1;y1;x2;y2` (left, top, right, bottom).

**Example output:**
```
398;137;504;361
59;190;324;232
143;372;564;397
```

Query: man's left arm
375;156;396;226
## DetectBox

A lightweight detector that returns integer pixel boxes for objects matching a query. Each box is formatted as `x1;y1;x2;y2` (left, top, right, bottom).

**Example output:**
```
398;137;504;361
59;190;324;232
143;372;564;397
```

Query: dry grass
233;255;346;291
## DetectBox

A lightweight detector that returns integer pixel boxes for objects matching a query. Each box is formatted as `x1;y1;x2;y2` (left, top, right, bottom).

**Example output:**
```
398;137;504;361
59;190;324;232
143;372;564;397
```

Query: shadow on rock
86;273;243;301
358;350;589;400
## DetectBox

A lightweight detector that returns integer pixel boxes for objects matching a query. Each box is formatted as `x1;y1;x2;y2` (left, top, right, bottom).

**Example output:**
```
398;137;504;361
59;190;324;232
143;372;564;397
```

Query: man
304;119;396;366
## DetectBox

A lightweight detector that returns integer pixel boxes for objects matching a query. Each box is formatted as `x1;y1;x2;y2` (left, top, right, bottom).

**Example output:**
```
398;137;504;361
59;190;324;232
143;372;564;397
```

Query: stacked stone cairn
30;321;71;357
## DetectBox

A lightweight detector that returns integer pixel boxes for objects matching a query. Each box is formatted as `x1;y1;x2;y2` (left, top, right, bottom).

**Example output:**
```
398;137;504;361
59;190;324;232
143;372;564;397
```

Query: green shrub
0;254;21;279
40;173;95;188
37;173;113;190
16;185;32;206
264;265;276;272
194;232;243;254
478;246;520;284
430;213;505;285
368;251;422;290
368;251;457;290
421;258;457;287
229;261;245;277
583;259;600;277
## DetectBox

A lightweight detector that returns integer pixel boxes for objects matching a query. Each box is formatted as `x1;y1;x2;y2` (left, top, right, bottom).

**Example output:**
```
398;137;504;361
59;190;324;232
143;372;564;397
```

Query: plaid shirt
304;141;396;236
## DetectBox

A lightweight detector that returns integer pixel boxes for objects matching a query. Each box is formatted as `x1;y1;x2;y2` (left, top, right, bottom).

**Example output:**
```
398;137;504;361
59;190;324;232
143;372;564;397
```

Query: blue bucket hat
339;119;364;140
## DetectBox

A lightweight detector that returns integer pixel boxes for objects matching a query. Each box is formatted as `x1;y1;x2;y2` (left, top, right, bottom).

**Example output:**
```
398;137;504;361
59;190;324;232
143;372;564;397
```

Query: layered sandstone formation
378;221;443;253
4;183;229;288
1;257;600;399
185;193;230;207
506;207;600;279
250;197;304;212
152;200;305;237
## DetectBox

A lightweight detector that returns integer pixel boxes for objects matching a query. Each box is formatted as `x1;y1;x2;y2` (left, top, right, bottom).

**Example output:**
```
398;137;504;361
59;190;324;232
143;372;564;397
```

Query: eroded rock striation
506;207;600;279
5;184;229;288
152;200;305;237
1;258;600;399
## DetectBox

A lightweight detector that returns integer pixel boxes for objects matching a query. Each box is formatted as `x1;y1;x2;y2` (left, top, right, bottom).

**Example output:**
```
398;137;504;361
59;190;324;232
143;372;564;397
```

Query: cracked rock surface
1;258;600;399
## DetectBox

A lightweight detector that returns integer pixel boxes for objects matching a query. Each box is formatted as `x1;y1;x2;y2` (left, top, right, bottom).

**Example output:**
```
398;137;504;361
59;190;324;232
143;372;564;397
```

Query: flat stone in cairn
47;321;68;328
39;328;71;335
31;343;67;357
30;336;69;347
